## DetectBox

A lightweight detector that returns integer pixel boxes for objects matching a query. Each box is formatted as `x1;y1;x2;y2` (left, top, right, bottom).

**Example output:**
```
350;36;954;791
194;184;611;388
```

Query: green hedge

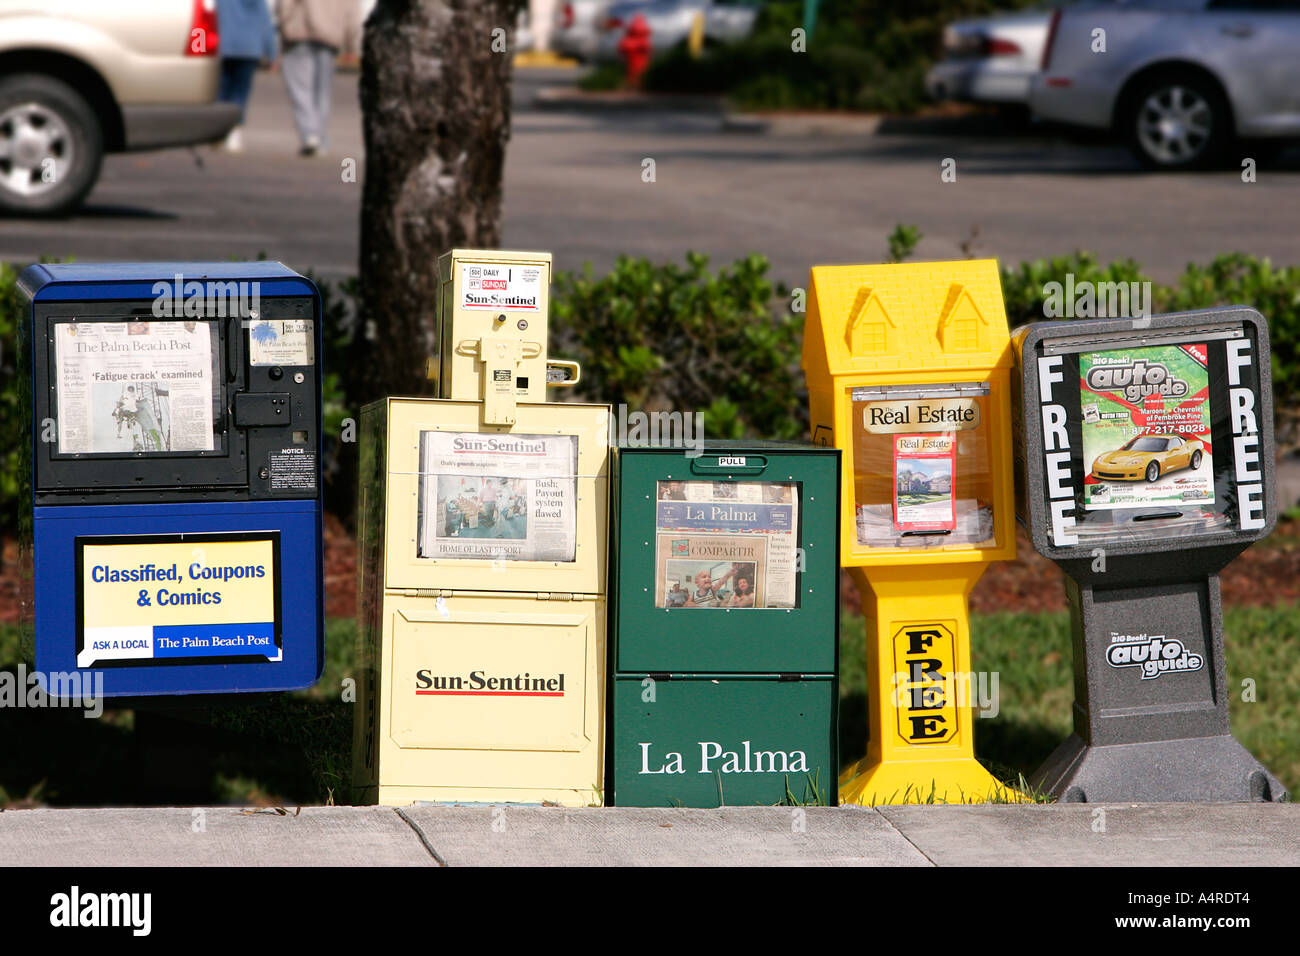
642;0;1037;112
550;252;806;440
643;37;930;113
0;264;23;528
2;246;1298;532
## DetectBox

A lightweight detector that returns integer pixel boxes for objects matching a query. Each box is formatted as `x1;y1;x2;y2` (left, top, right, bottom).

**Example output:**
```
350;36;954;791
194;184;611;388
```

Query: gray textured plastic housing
1011;308;1287;803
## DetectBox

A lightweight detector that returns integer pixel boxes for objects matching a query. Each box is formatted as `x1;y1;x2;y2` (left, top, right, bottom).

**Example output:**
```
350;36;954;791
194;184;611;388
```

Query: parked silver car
926;8;1052;107
597;0;698;62
1032;0;1300;169
704;0;763;45
595;0;758;63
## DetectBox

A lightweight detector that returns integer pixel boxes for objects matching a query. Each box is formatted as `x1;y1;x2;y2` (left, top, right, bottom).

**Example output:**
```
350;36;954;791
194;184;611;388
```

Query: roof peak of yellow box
806;259;1013;374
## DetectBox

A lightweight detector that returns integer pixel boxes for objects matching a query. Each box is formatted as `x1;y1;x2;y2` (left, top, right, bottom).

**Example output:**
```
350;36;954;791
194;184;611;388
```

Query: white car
705;0;762;45
926;9;1052;106
0;0;237;215
553;0;617;61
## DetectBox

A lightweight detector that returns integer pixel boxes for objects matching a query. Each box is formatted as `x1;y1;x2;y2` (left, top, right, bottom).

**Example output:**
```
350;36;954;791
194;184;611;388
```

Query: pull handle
545;360;581;387
689;454;768;476
455;339;544;358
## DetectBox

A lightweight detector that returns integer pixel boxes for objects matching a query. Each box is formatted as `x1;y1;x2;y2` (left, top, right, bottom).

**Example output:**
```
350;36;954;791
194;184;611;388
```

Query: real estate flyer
892;433;957;532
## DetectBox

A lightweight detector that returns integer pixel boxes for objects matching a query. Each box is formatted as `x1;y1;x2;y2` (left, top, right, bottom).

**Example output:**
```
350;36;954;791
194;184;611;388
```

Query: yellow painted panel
891;621;959;746
389;606;591;752
370;593;606;806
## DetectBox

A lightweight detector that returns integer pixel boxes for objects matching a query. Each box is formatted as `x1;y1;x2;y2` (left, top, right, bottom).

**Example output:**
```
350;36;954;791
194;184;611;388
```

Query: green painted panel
611;675;837;807
612;445;840;674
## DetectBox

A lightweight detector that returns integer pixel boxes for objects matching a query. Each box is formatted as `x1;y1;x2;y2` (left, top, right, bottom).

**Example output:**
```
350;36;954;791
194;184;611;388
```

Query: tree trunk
354;0;521;406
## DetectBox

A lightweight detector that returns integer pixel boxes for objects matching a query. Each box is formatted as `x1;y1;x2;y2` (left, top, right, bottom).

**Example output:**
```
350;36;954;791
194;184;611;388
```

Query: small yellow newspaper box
353;250;608;806
803;259;1020;804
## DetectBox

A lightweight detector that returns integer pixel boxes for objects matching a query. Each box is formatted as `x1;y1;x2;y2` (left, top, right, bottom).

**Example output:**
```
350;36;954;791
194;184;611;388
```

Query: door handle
1219;23;1255;38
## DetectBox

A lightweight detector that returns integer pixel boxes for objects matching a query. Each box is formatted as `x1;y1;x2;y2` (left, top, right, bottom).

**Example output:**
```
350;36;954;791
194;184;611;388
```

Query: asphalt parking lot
2;67;1297;288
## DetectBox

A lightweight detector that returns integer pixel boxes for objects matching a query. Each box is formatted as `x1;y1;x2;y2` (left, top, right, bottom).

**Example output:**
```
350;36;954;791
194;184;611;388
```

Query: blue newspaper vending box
20;263;324;697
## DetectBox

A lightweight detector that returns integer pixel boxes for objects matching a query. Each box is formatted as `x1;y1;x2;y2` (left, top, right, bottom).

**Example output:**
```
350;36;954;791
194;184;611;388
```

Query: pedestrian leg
281;41;320;153
313;42;338;153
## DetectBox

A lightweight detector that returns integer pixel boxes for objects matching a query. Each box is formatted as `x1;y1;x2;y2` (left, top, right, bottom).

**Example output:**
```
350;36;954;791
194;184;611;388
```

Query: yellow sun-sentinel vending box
803;259;1022;804
353;250;608;806
428;249;578;426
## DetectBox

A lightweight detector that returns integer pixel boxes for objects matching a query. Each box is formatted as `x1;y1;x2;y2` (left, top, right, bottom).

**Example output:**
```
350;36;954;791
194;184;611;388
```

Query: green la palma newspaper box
608;443;840;807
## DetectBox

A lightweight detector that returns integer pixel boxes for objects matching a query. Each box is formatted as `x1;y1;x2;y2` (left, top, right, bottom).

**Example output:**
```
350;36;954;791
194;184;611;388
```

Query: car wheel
1191;450;1203;469
1145;461;1161;483
0;73;103;216
1124;72;1230;171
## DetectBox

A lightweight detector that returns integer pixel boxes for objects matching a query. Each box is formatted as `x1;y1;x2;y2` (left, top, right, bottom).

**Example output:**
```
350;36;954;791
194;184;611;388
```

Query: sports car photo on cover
1090;433;1204;484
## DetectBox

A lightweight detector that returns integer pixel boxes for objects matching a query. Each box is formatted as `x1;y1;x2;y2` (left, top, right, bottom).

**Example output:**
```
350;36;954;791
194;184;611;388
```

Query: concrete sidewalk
0;804;1296;866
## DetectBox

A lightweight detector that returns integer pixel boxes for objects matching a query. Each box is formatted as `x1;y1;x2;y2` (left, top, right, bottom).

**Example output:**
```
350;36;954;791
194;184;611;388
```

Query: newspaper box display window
21;262;325;698
849;383;1002;550
1014;309;1288;802
608;444;840;808
51;319;222;456
652;478;799;612
415;431;579;563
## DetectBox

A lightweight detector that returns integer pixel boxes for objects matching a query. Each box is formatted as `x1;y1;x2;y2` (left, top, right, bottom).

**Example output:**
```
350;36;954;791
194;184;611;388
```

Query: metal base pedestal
1032;733;1289;803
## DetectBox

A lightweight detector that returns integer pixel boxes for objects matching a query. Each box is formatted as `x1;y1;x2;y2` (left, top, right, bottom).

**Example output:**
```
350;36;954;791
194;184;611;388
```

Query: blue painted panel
34;500;323;697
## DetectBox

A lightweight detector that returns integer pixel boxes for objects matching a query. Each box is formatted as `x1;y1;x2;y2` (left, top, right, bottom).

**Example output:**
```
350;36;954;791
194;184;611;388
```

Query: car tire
0;73;103;216
1123;71;1230;171
1191;450;1203;469
1145;461;1161;483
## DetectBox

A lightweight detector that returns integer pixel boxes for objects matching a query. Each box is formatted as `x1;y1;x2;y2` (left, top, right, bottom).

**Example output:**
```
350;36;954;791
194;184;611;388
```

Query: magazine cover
892;433;957;532
1079;344;1214;511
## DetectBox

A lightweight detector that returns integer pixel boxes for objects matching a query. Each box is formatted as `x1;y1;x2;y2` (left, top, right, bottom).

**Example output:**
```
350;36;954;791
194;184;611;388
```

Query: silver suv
1032;0;1300;169
0;0;238;214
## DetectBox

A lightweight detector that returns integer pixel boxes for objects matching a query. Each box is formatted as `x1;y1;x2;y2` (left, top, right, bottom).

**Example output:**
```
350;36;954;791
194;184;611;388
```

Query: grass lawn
2;604;1296;805
839;606;1300;797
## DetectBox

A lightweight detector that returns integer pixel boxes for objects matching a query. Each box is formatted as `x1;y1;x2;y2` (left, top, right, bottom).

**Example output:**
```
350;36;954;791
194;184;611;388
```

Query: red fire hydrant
618;14;652;89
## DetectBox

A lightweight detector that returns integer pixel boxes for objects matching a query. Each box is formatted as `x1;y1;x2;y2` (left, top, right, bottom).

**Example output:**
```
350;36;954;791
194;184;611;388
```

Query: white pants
282;40;336;148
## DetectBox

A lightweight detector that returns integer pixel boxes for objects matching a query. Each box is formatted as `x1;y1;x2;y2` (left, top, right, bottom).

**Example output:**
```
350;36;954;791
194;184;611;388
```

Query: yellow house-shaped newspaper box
803;259;1020;804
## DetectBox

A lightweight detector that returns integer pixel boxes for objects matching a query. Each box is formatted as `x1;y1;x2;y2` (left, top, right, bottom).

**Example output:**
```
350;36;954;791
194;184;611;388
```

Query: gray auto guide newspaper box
1012;307;1287;803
